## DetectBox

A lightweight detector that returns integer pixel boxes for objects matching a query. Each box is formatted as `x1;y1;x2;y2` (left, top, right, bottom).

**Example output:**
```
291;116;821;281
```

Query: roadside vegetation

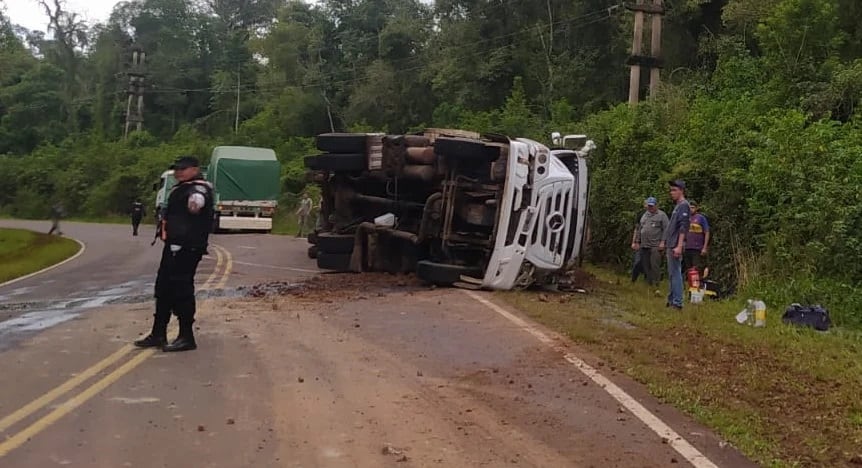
502;266;862;467
2;1;861;463
0;228;80;283
2;0;861;327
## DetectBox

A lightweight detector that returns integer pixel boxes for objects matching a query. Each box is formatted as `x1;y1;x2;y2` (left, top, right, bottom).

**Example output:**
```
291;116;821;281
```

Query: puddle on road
0;286;244;350
0;286;36;301
99;287;133;296
0;309;82;333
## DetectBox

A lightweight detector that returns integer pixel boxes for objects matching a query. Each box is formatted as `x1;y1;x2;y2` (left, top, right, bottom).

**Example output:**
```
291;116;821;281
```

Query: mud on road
223;272;748;467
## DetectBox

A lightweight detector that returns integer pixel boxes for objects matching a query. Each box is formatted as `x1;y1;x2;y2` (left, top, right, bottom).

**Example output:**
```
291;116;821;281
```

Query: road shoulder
0;228;84;286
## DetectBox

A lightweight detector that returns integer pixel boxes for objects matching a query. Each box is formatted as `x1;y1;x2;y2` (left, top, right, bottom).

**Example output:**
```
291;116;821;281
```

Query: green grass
0;228;81;283
499;266;862;467
271;211;307;236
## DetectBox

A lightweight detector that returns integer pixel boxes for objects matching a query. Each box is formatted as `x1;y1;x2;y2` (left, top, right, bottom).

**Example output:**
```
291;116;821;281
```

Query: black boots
134;334;167;348
136;300;171;348
163;335;197;352
134;333;196;351
137;299;197;352
163;318;196;352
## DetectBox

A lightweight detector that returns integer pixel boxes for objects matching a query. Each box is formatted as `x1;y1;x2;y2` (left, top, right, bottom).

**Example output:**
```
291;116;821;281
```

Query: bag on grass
781;304;832;331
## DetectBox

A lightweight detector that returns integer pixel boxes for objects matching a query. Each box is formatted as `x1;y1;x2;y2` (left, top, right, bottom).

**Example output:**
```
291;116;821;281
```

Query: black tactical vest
164;176;214;249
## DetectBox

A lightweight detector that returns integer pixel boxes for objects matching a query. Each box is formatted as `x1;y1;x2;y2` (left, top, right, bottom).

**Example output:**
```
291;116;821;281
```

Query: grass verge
271;212;305;236
0;228;81;283
499;265;862;467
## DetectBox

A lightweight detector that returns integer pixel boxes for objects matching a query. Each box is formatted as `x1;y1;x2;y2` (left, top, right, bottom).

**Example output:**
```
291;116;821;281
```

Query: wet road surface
0;221;754;467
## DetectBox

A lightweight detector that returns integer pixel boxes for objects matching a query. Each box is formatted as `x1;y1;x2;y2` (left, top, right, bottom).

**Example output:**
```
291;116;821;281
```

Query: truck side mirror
152;183;159;191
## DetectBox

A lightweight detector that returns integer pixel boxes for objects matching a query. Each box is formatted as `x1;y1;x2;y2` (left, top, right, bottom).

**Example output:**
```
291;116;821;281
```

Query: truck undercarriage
305;129;593;290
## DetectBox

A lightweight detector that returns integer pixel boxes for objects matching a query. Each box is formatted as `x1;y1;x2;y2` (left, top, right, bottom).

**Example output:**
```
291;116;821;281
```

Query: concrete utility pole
649;0;663;95
627;0;645;105
234;66;241;134
626;0;665;104
124;46;146;138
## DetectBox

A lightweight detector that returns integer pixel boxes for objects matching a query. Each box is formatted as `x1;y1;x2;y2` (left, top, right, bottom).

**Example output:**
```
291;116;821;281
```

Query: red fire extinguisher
687;267;701;290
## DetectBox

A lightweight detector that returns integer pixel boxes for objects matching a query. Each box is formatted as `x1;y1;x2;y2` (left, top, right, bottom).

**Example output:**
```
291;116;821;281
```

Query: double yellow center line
0;244;233;458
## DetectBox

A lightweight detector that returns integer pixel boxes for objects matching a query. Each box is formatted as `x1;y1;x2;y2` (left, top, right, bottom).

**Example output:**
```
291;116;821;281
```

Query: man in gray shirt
631;197;668;286
661;180;691;309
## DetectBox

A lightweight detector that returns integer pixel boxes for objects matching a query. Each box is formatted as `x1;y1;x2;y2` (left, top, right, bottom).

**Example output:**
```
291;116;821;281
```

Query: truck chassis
305;129;593;290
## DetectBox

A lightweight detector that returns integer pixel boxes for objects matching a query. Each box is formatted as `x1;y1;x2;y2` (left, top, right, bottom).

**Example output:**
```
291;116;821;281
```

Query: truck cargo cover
209;146;280;202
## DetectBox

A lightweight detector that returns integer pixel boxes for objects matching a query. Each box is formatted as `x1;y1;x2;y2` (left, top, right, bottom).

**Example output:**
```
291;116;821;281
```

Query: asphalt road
0;221;755;467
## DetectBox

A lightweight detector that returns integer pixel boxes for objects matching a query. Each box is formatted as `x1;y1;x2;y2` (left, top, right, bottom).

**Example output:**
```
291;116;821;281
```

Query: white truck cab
154;169;176;220
483;136;592;290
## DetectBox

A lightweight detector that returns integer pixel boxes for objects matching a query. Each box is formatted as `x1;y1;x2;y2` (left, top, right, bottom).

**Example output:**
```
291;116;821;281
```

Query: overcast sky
4;0;120;32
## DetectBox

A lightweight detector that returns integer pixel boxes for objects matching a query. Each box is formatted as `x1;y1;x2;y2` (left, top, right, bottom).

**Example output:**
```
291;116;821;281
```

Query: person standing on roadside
684;201;710;274
296;193;313;237
131;200;145;236
134;156;213;352
661;180;691;310
48;202;64;236
630;201;648;282
632;197;668;286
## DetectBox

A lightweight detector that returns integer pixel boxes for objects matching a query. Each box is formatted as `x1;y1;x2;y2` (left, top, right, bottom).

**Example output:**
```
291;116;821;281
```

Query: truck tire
308;245;318;259
307;231;319;245
305;153;367;172
317;252;352;271
415;260;482;286
316;133;367;153
316;232;355;254
434;137;499;162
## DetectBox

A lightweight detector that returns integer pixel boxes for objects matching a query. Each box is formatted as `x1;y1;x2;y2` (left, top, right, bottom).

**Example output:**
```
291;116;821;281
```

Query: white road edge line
464;290;719;468
232;260;319;274
0;238;87;289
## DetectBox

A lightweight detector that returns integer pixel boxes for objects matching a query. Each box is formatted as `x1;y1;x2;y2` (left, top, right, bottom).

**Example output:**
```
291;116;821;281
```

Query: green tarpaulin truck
208;146;280;232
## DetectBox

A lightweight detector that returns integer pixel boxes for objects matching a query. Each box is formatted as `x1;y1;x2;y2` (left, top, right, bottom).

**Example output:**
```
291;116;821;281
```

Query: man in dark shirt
661;180;691;309
134;156;213;352
630;201;648;282
131;200;145;236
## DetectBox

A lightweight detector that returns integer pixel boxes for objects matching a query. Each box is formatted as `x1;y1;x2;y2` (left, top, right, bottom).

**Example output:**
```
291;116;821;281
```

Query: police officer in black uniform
134;156;213;352
131;200;145;236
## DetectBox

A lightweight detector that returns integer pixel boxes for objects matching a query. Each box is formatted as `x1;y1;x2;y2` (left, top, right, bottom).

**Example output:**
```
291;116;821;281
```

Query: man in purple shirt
684;201;710;274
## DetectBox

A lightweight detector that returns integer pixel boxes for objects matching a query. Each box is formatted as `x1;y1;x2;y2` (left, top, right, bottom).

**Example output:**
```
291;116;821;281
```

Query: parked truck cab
154;169;176;221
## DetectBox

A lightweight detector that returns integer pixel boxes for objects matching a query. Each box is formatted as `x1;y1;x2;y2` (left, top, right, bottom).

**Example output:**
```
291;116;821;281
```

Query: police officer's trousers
152;244;203;338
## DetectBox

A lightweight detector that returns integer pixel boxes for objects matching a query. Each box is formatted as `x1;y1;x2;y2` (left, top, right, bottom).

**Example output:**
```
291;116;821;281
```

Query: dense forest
1;0;862;325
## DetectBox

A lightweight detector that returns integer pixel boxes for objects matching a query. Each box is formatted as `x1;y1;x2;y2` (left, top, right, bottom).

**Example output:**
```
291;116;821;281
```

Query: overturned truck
304;129;594;290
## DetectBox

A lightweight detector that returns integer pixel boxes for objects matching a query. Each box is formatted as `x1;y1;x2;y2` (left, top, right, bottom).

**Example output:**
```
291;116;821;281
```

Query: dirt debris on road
240;272;425;300
202;276;753;468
